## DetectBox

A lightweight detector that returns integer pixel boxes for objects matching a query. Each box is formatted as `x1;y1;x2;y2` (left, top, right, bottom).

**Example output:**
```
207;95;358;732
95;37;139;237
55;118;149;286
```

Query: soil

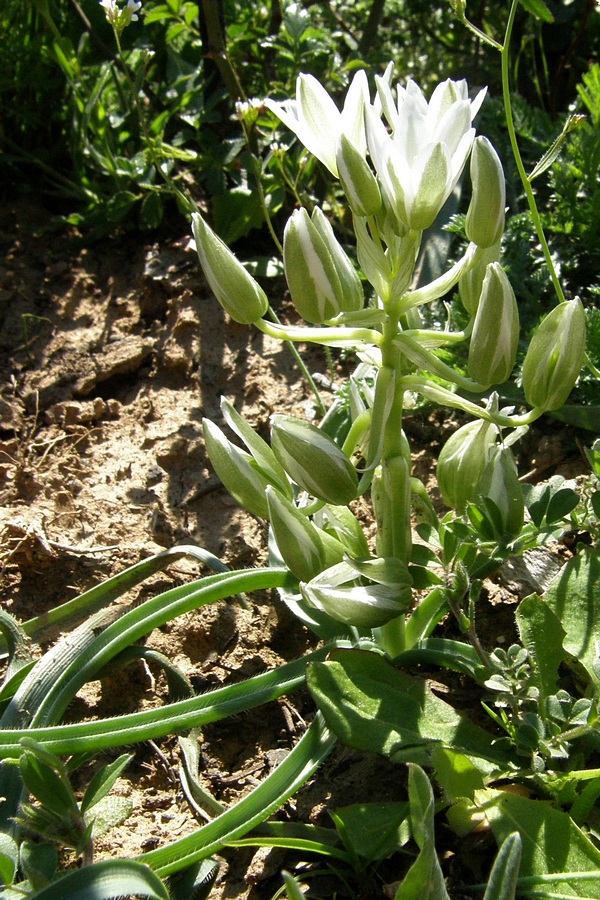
0;200;591;897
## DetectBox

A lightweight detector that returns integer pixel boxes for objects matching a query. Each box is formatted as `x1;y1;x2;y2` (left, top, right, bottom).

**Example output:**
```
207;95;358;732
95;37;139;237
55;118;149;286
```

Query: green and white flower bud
458;242;501;317
270;415;359;506
266;487;328;582
522;299;586;411
192;214;268;325
300;559;412;628
283;207;363;324
465;137;506;248
336;132;382;217
437;418;498;510
476;445;524;538
203;419;270;519
468;262;519;387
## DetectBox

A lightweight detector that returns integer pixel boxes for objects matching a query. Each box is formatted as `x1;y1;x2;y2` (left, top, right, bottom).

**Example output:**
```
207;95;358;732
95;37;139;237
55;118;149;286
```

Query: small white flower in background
100;0;142;33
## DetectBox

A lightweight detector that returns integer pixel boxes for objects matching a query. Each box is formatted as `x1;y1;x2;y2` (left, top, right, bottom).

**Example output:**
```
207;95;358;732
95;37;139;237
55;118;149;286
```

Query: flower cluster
191;65;586;636
99;0;142;34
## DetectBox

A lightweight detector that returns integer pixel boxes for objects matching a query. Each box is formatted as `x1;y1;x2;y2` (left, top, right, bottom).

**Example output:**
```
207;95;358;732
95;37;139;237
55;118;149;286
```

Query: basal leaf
307;649;510;770
544;547;600;690
479;788;600;897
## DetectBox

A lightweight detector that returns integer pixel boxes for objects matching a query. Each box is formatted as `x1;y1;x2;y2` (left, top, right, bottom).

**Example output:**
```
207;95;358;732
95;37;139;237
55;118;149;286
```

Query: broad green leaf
331;801;410;861
516;595;565;700
478;788;600;896
307;649;510;769
484;832;521;900
28;859;169;899
394;764;450;899
544;547;600;689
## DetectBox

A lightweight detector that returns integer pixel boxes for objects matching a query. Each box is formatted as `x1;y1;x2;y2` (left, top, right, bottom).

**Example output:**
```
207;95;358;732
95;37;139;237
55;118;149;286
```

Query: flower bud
203;419;270;519
270;415;359;506
283;207;363;324
458;242;501;317
522;299;586;411
437;418;498;510
465;137;506;248
266;487;327;582
192;214;268;324
336;133;382;217
300;559;412;628
476;445;524;538
468;263;519;387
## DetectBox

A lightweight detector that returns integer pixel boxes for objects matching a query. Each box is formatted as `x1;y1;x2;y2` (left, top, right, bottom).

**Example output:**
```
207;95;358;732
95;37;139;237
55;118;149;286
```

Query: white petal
297;74;342;175
342;69;369;153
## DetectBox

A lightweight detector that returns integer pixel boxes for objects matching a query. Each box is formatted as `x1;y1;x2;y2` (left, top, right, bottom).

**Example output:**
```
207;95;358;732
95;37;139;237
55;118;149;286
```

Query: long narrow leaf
26;859;168;899
140;713;336;877
0;642;348;757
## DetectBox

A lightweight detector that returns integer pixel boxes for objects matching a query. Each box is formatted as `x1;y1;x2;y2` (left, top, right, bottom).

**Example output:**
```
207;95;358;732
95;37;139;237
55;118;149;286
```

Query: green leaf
87;795;133;840
529;115;586;181
19;748;78;816
395;764;450;899
81;753;133;815
480;788;600;896
516;595;566;700
140;192;164;230
331;801;410;862
19;840;58;891
518;0;554;23
165;858;219;900
484;832;521;900
431;747;486;803
544;547;600;689
307;649;510;769
27;859;169;899
0;833;19;886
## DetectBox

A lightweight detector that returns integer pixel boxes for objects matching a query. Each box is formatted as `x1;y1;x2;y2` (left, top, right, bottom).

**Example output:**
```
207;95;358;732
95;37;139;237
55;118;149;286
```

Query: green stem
501;0;566;305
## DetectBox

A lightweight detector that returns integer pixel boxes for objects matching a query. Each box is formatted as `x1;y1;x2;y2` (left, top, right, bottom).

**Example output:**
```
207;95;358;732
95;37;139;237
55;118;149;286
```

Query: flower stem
501;0;566;305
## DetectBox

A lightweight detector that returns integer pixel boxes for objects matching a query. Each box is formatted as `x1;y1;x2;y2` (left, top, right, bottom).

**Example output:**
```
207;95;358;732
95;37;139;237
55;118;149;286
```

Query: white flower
367;76;487;231
265;70;369;177
100;0;141;32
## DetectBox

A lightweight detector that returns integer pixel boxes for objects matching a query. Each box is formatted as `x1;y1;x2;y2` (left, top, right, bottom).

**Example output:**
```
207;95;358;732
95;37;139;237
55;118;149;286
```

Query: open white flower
265;70;369;177
367;76;487;231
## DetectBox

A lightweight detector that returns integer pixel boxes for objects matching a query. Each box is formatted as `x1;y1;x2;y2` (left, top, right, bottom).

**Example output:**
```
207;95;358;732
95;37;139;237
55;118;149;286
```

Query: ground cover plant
0;0;599;897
